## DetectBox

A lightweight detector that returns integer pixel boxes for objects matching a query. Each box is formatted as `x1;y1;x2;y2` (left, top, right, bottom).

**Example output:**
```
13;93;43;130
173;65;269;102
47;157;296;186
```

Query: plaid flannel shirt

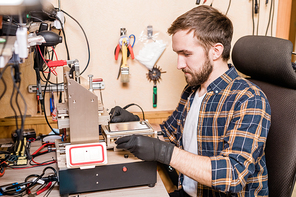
160;66;271;197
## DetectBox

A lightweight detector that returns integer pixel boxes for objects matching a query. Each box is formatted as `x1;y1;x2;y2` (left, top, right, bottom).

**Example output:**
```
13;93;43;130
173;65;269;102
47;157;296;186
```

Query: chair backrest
232;35;296;197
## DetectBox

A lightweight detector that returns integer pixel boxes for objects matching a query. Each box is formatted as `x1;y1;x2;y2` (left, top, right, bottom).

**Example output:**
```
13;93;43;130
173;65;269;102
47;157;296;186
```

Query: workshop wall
0;0;278;119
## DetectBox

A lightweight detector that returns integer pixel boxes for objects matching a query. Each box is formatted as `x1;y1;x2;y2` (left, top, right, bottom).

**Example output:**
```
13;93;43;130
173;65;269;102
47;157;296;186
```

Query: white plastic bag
135;26;169;70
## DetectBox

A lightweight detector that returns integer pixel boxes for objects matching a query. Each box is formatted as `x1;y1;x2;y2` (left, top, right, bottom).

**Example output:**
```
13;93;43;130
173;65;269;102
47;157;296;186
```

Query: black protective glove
109;106;140;123
115;135;174;165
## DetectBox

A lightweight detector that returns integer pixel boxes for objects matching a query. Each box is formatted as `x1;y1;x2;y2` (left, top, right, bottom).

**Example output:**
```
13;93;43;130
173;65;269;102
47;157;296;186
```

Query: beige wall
0;0;278;118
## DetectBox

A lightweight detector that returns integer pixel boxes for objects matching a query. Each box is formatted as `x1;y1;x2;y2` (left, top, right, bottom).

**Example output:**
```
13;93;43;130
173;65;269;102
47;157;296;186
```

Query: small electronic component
0;143;12;172
8;138;28;166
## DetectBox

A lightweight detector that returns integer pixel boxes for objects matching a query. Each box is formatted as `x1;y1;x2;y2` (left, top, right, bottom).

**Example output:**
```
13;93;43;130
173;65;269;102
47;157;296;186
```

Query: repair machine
55;66;157;196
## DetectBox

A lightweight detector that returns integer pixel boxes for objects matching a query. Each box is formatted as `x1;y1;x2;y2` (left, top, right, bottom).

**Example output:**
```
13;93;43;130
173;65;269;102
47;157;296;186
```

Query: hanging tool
114;28;135;83
146;65;166;108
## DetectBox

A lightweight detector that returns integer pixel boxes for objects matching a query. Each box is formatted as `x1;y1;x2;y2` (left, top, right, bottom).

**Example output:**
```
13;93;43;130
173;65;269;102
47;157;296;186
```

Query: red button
122;166;127;172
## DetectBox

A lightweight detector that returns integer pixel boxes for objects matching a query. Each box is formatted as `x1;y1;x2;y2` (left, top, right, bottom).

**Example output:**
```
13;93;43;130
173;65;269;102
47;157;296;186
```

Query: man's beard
182;58;213;86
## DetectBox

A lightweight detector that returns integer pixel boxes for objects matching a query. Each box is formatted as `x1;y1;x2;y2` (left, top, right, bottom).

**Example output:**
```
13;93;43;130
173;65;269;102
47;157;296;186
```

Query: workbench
0;138;169;196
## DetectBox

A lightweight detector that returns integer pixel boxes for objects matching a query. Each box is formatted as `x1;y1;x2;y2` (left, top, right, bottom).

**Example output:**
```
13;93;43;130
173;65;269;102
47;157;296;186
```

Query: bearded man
113;5;271;197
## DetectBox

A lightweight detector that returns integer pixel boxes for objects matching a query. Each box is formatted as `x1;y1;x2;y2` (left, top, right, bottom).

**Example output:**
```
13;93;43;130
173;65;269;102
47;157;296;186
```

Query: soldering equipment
53;65;157;196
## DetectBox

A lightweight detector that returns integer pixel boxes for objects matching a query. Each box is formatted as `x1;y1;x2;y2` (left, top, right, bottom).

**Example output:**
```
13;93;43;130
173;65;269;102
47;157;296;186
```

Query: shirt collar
185;65;239;95
206;64;239;94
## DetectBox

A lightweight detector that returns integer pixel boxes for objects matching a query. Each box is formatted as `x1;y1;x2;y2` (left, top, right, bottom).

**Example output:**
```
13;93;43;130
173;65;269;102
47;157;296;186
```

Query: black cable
61;9;91;75
14;82;23;131
225;0;231;15
53;15;71;62
43;181;57;197
0;63;10;81
8;158;55;169
19;107;26;135
30;9;90;79
123;103;145;120
39;47;63;85
25;174;41;183
12;62;24;132
47;46;55;61
9;65;28;163
40;68;61;85
10;66;19;130
28;15;44;22
0;180;32;196
28;11;71;63
31;151;49;158
36;166;57;178
10;64;27;134
43;166;57;176
255;0;259;14
0;167;57;196
41;71;59;135
0;77;7;101
28;158;56;167
24;167;56;194
17;88;27;138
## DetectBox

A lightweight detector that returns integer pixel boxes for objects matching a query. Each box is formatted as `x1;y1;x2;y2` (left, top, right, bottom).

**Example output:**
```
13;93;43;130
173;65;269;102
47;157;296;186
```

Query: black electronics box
58;160;157;196
55;140;157;196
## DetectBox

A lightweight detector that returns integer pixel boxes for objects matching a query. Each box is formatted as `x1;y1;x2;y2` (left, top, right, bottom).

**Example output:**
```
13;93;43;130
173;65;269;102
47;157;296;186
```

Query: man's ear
211;43;224;61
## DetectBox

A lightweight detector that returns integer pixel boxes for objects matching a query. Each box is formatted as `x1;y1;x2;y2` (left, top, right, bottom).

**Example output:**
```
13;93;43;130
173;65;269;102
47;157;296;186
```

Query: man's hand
109;106;140;123
115;135;174;165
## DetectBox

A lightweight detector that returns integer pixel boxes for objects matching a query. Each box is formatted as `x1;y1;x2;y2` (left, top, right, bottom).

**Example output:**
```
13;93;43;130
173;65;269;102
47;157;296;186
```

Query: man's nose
177;55;186;70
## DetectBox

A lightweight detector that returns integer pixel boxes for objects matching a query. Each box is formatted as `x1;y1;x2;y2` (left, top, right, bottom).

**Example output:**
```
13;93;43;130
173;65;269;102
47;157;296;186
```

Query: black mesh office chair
232;35;296;197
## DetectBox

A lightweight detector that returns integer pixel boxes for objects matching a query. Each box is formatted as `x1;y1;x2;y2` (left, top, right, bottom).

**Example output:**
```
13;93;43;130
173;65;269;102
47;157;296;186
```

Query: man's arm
170;147;212;187
115;134;212;187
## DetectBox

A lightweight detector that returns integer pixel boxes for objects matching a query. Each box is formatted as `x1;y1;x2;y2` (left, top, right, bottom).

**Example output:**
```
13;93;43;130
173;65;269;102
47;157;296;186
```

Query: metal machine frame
55;67;157;196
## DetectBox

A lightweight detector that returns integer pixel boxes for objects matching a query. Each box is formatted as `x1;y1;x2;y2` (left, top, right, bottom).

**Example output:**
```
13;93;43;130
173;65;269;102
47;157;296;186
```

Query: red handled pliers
114;35;135;60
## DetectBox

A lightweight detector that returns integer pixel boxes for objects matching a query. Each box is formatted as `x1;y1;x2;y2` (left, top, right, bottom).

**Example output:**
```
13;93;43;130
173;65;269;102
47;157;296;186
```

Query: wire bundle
0;166;58;196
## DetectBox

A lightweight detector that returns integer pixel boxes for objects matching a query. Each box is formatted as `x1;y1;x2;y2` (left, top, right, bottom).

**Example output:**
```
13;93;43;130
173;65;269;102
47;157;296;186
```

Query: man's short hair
168;5;233;61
